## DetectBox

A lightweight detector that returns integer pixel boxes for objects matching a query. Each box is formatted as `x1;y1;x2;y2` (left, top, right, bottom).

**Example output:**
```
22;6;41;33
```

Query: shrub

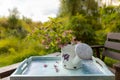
68;14;96;45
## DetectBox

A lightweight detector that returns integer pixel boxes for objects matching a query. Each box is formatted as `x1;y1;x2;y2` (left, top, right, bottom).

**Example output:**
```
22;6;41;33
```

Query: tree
58;0;98;17
8;8;20;29
58;0;100;44
7;8;28;38
58;0;82;16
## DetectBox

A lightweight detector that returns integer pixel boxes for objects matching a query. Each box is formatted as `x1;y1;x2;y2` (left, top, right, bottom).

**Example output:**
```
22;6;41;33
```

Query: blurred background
0;0;120;67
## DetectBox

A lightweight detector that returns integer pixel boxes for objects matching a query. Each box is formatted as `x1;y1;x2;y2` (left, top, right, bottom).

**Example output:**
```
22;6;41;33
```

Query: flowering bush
26;17;73;53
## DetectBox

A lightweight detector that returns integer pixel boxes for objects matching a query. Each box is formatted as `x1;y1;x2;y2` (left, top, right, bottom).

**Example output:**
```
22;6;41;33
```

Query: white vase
61;44;82;69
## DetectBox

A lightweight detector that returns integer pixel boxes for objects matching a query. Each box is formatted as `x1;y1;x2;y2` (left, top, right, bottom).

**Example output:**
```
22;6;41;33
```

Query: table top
11;56;114;76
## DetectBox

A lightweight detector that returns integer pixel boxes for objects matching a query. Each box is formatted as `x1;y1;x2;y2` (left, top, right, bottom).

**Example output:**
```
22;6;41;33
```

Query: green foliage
8;8;19;29
26;17;73;53
0;37;18;54
0;3;120;67
6;8;28;38
100;6;120;33
104;57;119;67
58;0;98;17
0;15;73;67
92;6;120;45
0;36;47;67
0;49;46;67
68;14;96;44
59;0;82;16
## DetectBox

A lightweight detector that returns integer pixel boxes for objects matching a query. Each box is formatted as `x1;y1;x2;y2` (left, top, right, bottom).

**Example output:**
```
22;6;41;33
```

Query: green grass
104;57;119;67
0;37;48;67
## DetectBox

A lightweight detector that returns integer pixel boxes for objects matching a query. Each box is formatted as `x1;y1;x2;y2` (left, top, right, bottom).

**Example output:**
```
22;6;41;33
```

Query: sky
0;0;60;22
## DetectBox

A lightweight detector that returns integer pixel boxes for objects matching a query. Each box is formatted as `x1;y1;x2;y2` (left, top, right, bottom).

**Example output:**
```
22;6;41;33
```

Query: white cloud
0;0;60;22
